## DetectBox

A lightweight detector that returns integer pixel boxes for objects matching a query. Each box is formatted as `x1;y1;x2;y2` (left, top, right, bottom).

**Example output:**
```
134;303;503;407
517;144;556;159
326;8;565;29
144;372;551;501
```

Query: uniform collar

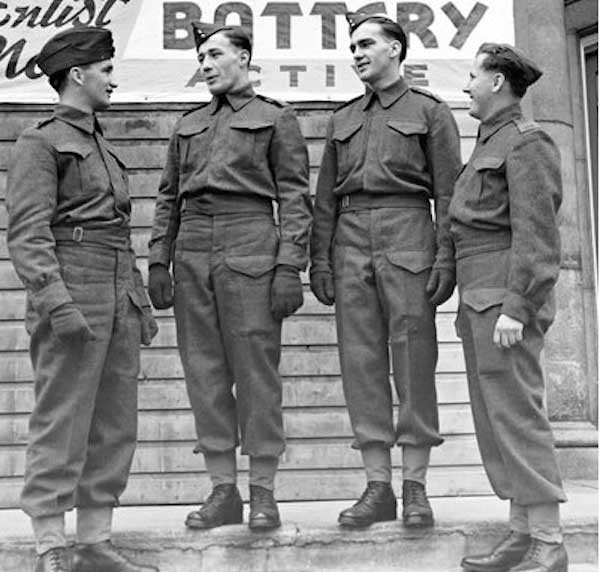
54;104;100;134
478;102;522;143
208;83;256;114
361;76;409;110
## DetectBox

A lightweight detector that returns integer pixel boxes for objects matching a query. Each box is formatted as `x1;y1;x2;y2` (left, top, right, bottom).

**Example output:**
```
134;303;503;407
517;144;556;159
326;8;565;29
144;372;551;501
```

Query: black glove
49;303;95;343
310;271;335;306
148;264;174;310
425;268;456;306
141;306;159;346
270;265;303;320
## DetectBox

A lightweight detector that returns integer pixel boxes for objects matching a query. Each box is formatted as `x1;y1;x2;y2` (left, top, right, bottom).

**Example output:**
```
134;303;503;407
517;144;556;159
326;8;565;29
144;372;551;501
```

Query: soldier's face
198;33;249;95
464;54;497;120
77;59;117;111
350;23;400;86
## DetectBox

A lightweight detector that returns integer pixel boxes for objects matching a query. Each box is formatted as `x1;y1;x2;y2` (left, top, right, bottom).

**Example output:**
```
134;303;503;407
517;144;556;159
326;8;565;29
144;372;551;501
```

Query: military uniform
7;104;155;530
149;86;311;471
311;77;461;465
450;102;566;506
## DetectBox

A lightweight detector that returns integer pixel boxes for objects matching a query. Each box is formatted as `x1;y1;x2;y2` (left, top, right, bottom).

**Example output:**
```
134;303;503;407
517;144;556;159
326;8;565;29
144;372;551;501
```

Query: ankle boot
338;481;397;528
185;484;243;529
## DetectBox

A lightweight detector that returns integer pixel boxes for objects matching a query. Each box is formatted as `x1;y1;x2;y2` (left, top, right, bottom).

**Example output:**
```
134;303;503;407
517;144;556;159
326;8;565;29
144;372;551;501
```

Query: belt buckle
72;226;84;242
341;195;350;208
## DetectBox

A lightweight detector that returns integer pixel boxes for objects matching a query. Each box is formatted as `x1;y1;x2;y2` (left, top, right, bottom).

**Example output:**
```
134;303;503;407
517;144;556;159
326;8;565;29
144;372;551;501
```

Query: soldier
451;44;567;572
148;23;312;530
310;13;461;529
6;28;158;572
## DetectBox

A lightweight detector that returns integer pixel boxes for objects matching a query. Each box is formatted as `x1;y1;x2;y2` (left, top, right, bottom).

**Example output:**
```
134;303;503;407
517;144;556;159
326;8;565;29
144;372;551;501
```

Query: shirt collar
54;104;99;134
478;102;522;143
208;83;256;114
361;76;409;110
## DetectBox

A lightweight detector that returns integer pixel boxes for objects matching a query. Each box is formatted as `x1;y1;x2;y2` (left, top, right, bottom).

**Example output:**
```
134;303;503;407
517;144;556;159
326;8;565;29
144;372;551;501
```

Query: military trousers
456;249;566;505
173;211;285;458
333;206;443;450
21;244;142;518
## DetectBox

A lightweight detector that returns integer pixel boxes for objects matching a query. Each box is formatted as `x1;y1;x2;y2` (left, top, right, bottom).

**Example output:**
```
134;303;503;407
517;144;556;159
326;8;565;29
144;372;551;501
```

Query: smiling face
464;53;499;120
76;59;117;111
349;22;401;89
197;32;249;95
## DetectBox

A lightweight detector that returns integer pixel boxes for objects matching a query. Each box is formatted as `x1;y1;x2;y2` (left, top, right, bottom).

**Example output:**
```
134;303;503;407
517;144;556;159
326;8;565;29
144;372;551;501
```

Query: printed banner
0;0;514;102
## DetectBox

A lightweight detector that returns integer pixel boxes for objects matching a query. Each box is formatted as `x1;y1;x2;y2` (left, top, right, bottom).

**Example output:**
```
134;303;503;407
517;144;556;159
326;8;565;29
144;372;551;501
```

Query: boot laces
405;481;426;505
523;538;544;562
48;548;65;571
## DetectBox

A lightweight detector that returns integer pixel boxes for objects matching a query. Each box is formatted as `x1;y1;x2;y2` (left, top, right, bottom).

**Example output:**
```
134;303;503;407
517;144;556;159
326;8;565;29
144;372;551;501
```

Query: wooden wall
0;102;491;506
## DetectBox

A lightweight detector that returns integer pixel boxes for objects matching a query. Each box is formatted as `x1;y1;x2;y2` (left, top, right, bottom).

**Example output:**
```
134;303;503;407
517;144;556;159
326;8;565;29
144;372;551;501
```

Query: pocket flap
386;120;428;135
333;122;362;142
225;255;276;277
177;122;210;137
55;143;92;158
103;141;127;168
473;156;505;171
461;287;506;312
386;250;433;273
127;287;151;310
229;119;274;131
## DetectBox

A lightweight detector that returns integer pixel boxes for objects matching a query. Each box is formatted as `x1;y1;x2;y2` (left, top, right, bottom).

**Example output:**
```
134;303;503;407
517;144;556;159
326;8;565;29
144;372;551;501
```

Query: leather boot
338;481;397;528
35;547;71;572
461;531;531;571
185;484;243;529
249;485;281;530
72;541;158;572
509;539;568;572
402;479;434;527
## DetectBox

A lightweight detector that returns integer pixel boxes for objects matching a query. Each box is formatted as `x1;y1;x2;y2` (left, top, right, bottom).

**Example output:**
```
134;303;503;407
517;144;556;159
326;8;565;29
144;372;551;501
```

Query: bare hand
493;313;524;349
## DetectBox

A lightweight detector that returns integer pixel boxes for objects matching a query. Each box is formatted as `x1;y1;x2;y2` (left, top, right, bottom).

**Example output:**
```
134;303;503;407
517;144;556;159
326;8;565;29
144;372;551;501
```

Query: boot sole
248;516;281;530
185;503;244;529
338;507;397;529
460;563;513;572
403;513;434;528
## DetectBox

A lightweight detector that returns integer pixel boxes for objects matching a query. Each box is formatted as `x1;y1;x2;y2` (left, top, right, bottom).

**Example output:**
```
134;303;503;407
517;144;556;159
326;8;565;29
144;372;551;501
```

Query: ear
239;49;250;67
388;39;401;59
491;72;506;93
69;66;85;86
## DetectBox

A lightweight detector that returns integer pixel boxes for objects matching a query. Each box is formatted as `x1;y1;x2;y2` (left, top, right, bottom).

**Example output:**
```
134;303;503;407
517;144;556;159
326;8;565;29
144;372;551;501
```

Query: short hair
220;28;252;64
353;17;407;64
48;69;69;93
476;43;541;98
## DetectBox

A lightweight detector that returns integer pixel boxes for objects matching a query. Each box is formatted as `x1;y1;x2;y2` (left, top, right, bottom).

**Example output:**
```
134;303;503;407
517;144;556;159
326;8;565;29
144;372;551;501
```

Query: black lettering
280;64;306;86
0;2;9;27
96;0;130;27
0;36;42;79
40;0;64;27
404;63;428;86
326;63;334;86
396;2;438;48
214;3;253;41
12;6;42;28
442;1;487;49
164;2;202;50
310;2;347;49
261;3;302;49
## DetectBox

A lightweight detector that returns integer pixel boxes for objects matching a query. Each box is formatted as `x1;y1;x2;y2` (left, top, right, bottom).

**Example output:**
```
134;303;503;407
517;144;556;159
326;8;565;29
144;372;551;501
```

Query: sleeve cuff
148;243;172;268
30;279;73;316
501;292;534;325
276;241;308;271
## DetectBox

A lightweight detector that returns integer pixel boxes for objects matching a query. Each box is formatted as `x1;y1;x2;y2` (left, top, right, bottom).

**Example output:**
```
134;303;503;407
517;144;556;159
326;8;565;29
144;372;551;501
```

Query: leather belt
338;192;430;211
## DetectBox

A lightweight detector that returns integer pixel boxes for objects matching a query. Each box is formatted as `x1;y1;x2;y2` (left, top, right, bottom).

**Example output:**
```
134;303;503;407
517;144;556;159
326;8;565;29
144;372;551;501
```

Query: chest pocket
55;142;96;197
469;156;507;211
332;122;362;178
383;120;428;170
178;122;211;171
228;119;274;167
102;141;129;191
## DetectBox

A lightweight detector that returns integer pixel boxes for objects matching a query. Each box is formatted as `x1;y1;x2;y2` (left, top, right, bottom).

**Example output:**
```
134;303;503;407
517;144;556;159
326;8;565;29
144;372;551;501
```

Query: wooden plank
0;465;492;507
0;434;482;477
0;404;475;445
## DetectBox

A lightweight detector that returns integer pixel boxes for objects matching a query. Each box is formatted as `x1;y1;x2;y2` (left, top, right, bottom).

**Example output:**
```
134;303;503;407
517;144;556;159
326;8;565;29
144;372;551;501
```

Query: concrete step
1;480;596;572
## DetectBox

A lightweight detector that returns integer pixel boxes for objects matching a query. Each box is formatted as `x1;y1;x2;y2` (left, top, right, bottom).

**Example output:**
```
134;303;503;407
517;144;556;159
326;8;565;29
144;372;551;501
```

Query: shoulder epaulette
36;116;55;129
256;94;285;107
409;86;443;102
333;94;363;113
182;102;210;117
514;118;540;133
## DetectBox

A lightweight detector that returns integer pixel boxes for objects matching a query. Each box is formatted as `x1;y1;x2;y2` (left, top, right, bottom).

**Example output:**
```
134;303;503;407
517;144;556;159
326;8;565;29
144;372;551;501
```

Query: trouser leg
204;451;237;487
77;506;112;544
529;503;562;543
32;514;66;555
510;500;530;534
215;214;284;458
457;302;566;505
173;218;238;457
361;444;392;483
402;446;431;485
249;457;280;490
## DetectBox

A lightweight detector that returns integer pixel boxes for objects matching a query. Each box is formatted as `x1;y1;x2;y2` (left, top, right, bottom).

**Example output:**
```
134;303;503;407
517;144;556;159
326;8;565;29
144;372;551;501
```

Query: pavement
0;480;597;572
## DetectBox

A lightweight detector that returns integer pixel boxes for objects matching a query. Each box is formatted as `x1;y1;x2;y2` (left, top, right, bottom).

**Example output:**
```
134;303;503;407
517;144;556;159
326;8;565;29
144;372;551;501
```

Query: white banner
0;0;514;102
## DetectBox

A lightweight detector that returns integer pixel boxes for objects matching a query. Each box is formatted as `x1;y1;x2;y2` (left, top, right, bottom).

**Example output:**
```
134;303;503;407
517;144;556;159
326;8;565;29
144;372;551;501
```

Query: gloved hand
49;303;95;343
148;264;173;310
310;271;335;306
425;268;456;306
270;264;303;320
141;306;159;346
